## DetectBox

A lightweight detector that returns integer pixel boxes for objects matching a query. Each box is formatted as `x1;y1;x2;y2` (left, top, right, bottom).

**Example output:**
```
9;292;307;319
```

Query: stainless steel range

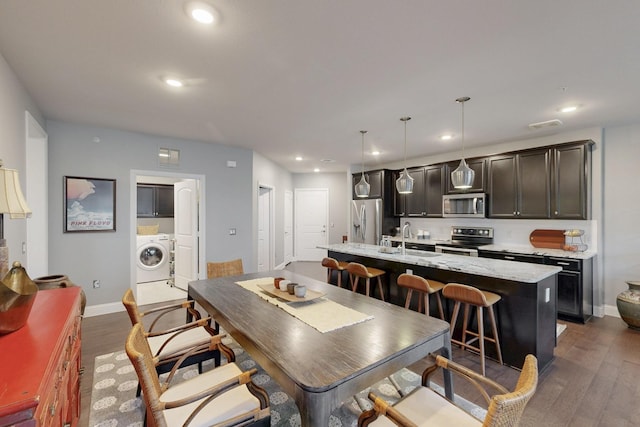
434;226;494;257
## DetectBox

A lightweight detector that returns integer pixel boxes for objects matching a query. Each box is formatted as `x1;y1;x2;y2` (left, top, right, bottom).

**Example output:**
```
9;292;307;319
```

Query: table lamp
0;159;32;275
0;159;35;334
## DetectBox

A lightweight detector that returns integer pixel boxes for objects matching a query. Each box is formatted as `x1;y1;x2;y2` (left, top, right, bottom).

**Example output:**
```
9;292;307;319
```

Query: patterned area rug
88;336;486;426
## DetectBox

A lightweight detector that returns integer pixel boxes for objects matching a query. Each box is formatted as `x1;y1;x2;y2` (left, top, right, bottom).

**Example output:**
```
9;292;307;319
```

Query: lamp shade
0;166;32;218
354;174;370;198
451;159;475;190
395;168;414;194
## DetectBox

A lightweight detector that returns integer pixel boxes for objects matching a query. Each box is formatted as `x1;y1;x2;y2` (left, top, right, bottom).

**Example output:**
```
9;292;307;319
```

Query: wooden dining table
188;270;453;427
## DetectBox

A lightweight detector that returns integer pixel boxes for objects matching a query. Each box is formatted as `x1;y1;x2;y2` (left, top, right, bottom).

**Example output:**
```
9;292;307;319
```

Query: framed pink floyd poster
64;176;116;232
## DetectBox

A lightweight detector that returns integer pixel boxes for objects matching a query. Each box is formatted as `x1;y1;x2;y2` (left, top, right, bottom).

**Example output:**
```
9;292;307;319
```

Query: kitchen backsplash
398;217;597;252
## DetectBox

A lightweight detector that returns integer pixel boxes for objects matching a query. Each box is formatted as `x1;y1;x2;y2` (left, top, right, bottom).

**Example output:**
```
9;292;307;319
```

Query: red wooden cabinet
0;287;82;427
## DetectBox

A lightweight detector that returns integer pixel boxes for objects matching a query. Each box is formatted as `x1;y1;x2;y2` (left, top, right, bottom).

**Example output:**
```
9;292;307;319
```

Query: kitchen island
320;243;561;372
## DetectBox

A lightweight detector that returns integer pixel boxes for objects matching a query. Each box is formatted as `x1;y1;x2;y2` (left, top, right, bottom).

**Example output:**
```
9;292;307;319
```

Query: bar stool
321;257;348;288
396;273;445;320
346;262;385;301
442;283;503;376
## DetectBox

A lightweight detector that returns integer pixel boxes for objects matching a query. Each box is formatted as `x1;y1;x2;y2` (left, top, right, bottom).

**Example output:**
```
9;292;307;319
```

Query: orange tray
529;229;565;249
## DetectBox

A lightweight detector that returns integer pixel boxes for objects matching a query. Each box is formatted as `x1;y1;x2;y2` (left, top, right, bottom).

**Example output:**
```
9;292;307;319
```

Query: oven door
435;245;478;257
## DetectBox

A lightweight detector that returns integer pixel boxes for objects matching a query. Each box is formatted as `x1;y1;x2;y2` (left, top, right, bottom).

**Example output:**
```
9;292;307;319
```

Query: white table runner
236;277;374;333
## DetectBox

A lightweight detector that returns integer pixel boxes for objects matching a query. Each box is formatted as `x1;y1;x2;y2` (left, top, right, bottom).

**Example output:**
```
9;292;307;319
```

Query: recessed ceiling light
165;78;184;87
560;106;578;113
440;134;453;141
313;168;320;173
185;1;217;24
295;156;303;161
371;151;380;156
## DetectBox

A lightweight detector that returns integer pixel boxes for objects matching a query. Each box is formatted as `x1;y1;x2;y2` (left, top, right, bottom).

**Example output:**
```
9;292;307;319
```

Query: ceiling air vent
528;119;563;130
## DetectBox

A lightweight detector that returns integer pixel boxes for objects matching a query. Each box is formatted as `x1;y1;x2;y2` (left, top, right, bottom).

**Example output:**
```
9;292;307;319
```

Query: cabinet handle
504;256;515;260
554;210;558;215
557;261;571;266
50;404;56;416
513;211;516;215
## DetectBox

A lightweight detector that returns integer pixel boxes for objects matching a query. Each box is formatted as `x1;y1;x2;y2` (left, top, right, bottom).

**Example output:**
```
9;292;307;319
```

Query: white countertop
387;236;596;260
478;244;596;260
320;243;561;283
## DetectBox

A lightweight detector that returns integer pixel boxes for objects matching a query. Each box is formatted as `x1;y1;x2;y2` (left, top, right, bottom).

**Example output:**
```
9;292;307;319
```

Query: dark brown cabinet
488;149;550;218
552;143;589;219
137;184;174;218
352;169;385;199
393;165;444;217
488;141;590;220
544;256;593;323
478;249;593;324
445;158;486;193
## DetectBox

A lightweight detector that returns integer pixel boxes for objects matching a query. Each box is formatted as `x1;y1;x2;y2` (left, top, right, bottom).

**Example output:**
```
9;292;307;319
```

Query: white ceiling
0;0;638;173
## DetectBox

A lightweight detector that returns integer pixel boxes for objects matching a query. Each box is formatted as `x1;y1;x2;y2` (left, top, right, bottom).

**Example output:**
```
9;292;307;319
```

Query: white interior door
25;111;48;277
295;188;328;261
257;186;272;272
284;190;293;263
174;179;198;289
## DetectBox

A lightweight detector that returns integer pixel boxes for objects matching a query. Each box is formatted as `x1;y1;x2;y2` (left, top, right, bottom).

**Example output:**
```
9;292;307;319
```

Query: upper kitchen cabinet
392;165;444;217
488;149;550;218
445;158;486;194
487;140;592;220
352;169;388;200
137;184;174;218
552;142;591;219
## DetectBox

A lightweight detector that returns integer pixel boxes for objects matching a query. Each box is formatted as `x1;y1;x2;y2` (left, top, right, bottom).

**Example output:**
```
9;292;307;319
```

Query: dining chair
126;322;271;427
358;354;538;427
122;289;226;379
207;258;244;278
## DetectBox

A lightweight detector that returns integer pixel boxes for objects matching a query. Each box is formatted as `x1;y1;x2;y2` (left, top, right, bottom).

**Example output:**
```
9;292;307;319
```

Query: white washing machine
136;233;171;283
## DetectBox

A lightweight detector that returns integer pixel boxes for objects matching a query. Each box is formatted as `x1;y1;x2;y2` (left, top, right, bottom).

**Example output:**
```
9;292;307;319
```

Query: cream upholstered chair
322;257;349;287
358;354;538;427
207;258;244;279
122;289;222;378
397;273;445;320
126;323;271;427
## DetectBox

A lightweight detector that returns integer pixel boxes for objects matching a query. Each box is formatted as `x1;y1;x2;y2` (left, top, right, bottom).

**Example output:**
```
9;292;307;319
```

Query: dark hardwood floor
79;263;640;426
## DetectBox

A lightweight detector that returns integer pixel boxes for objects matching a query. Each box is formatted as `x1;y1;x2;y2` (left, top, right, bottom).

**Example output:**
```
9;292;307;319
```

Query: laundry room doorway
130;170;205;305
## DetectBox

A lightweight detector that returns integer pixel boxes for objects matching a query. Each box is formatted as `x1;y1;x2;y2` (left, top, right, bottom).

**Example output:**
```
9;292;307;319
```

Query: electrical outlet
93;280;101;289
229;228;236;235
545;287;550;303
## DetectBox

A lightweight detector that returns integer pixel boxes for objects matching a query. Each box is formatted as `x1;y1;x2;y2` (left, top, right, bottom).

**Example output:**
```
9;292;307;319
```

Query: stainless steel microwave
442;193;486;217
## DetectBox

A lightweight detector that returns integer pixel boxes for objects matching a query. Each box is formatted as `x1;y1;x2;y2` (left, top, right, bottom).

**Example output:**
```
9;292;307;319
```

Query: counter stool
346;262;385;301
321;257;348;288
397;273;445;320
442;283;503;376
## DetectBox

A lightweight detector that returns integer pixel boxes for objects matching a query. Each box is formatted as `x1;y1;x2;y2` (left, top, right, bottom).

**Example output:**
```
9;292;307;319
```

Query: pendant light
451;96;475;189
354;130;370;198
395;116;414;194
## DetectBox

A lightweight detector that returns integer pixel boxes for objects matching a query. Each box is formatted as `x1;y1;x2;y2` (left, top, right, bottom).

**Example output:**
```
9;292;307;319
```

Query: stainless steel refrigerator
351;199;383;245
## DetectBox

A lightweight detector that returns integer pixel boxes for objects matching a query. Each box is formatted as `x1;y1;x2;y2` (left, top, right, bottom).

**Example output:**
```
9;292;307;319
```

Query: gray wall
293;172;350;244
603;124;640;309
47;120;254;307
252;152;293;268
0;52;45;269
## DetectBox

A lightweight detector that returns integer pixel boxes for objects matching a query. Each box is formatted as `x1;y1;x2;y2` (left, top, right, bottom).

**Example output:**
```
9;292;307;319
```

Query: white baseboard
84;302;125;318
603;303;620;318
